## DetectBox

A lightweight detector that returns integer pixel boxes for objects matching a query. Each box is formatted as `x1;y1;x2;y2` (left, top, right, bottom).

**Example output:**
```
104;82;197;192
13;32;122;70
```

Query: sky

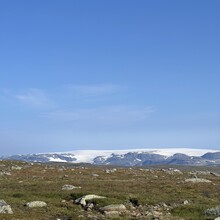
0;0;220;155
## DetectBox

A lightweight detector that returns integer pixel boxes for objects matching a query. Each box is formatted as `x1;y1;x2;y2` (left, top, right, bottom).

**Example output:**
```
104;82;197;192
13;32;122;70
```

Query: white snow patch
48;157;67;162
39;148;219;164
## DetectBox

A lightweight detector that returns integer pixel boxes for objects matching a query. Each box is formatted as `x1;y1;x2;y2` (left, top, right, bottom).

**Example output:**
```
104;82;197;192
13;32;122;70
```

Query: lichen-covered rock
25;201;47;208
0;200;13;214
104;210;120;216
205;206;220;217
75;195;106;206
62;184;80;190
101;204;126;212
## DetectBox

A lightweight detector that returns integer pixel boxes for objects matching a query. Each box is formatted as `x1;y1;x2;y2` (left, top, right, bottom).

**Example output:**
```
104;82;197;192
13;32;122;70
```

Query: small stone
63;174;69;178
85;202;94;211
152;210;163;218
0;200;13;214
183;200;189;205
160;202;168;207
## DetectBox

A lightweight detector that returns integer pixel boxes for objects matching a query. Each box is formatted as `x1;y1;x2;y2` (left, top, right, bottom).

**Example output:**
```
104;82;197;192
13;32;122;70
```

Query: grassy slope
0;160;220;219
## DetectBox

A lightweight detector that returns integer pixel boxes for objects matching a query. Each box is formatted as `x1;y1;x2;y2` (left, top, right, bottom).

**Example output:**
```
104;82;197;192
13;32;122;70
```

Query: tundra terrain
0;160;220;220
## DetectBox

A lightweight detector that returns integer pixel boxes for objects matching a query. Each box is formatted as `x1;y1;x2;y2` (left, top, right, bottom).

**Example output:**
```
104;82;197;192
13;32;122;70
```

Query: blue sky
0;0;220;155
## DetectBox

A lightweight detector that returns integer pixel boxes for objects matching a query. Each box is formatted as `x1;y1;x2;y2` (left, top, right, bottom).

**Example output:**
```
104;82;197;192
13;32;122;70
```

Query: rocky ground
0;160;220;219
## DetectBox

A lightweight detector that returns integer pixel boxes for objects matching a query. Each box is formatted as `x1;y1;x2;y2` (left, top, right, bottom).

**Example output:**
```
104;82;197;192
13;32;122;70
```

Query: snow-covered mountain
1;148;220;166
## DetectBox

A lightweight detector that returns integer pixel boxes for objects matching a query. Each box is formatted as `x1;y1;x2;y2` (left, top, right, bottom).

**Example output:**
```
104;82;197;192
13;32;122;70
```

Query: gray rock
189;171;211;176
211;172;220;177
0;200;13;214
104;211;120;216
151;210;163;218
0;171;11;176
85;202;94;210
205;206;220;217
101;204;126;212
25;201;47;208
161;168;183;175
185;178;212;183
62;184;81;190
159;202;168;208
75;195;106;206
183;200;189;205
11;166;22;170
105;169;117;173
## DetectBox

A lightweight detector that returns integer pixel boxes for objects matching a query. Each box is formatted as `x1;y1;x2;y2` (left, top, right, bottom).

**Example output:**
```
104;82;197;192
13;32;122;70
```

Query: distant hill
1;148;220;166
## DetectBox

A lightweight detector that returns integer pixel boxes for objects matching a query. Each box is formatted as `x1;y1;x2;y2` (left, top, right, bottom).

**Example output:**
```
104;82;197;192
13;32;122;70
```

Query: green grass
0;160;220;219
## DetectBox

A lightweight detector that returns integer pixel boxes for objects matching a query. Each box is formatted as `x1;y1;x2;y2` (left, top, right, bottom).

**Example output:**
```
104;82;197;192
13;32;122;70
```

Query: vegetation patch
1;160;220;219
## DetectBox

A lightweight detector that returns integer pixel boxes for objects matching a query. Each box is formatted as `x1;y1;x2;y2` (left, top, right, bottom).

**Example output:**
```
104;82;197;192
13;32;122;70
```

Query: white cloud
15;89;51;108
63;84;121;97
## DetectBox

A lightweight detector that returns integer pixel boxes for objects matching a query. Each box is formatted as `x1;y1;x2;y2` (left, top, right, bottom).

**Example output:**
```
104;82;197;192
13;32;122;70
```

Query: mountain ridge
1;148;220;166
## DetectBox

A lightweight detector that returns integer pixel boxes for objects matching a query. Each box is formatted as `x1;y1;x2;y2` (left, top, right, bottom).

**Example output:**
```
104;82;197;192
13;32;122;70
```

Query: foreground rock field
0;160;220;219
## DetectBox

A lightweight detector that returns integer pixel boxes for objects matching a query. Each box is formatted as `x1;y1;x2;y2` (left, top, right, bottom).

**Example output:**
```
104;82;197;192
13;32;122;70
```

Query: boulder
104;211;120;216
205;206;220;217
62;184;80;190
75;195;106;206
85;202;94;211
101;204;126;212
211;172;220;177
0;200;13;214
25;201;47;208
